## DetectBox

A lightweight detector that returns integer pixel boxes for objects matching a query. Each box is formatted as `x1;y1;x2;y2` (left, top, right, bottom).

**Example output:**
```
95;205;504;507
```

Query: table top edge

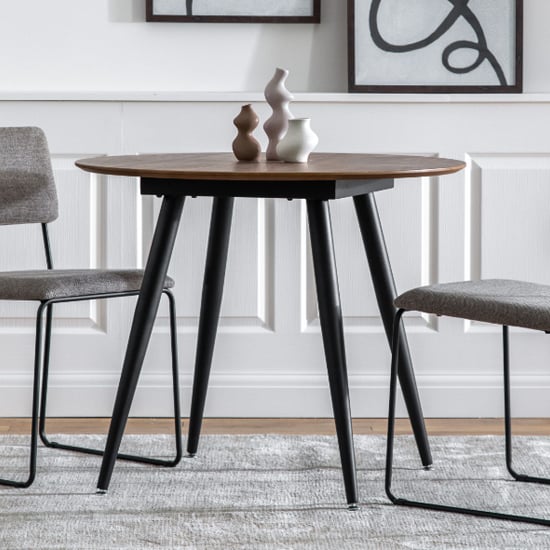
75;152;466;182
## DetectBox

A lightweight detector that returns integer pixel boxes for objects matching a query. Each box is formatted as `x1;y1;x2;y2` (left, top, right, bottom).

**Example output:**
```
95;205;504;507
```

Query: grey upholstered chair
386;279;550;526
0;127;182;488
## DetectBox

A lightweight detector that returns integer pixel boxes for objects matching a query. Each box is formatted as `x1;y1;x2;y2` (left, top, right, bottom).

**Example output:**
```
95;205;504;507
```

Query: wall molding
4;371;550;418
3;92;550;104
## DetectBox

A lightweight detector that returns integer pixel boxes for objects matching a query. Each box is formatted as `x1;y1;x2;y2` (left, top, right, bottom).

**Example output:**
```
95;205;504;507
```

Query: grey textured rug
0;434;550;549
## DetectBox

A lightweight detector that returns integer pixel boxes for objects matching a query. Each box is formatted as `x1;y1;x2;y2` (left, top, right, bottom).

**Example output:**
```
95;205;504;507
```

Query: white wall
0;0;343;92
0;0;549;93
2;1;550;419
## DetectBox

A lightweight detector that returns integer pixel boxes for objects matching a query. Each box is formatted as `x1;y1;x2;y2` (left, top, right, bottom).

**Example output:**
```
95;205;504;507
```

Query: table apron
140;178;394;200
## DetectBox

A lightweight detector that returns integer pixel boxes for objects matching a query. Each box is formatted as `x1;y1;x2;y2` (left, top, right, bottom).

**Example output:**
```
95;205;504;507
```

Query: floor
1;418;550;435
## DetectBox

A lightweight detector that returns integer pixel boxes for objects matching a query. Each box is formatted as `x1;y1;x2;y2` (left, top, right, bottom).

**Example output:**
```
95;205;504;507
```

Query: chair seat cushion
395;279;550;332
0;269;174;301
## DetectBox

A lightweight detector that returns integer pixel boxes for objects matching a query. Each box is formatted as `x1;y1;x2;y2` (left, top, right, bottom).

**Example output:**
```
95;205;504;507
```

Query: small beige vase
276;118;319;163
232;104;261;162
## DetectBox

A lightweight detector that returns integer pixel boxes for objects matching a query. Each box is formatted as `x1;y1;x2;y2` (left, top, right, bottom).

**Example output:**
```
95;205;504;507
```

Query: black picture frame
146;0;320;23
348;0;523;93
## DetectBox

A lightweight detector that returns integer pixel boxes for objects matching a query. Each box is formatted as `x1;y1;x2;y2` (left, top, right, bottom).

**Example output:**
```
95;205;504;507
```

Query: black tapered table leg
187;197;234;456
353;193;432;467
307;200;358;508
97;194;185;492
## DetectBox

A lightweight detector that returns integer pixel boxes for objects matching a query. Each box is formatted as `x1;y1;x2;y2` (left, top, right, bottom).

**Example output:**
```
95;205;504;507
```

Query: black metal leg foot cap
96;488;108;495
186;452;196;458
347;503;359;511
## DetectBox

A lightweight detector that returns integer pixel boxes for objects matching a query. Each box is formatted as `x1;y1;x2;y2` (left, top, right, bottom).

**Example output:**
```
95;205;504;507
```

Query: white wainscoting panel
1;96;550;417
468;154;550;284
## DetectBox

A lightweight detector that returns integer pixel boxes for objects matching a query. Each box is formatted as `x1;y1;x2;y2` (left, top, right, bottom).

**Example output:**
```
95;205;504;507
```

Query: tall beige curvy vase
232;104;261;162
263;68;293;161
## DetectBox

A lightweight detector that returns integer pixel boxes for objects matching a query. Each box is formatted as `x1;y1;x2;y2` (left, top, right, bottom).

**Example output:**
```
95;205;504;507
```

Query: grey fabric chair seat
0;269;174;301
395;278;550;332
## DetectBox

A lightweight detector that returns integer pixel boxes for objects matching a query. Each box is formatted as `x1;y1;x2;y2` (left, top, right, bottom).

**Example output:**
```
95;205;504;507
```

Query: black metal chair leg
38;303;53;447
353;193;431;467
307;199;358;509
386;312;550;527
385;308;405;504
98;195;185;492
0;303;48;488
503;325;550;485
39;291;182;467
187;197;234;457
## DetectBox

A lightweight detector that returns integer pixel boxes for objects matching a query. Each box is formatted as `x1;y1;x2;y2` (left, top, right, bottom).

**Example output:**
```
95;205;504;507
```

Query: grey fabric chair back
0;127;58;225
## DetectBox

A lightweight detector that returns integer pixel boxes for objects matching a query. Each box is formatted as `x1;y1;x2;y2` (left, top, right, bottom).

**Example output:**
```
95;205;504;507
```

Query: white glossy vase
263;67;293;161
276;118;319;163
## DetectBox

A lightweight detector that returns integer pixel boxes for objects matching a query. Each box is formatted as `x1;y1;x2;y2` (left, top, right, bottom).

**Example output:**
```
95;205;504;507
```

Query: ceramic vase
263;67;293;161
276;118;318;163
232;104;261;162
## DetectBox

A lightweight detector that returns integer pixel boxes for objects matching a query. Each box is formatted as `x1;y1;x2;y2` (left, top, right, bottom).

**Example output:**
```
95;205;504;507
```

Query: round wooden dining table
76;152;465;508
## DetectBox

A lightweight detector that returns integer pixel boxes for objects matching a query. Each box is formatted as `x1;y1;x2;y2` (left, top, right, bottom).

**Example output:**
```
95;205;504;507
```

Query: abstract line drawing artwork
146;0;320;23
348;0;523;93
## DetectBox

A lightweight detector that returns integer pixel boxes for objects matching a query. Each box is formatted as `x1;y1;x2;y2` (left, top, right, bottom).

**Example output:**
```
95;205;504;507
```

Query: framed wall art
348;0;523;93
146;0;321;23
